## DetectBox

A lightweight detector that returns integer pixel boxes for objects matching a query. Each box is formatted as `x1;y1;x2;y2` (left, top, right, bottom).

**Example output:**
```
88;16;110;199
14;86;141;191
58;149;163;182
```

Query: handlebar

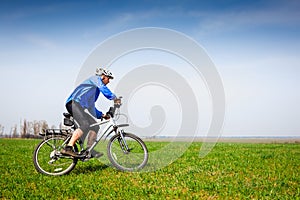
106;96;122;118
114;96;122;107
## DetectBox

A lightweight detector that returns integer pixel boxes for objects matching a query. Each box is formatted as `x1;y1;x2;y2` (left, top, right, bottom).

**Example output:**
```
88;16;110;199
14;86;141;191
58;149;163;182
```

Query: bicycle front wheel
107;133;148;171
33;136;78;176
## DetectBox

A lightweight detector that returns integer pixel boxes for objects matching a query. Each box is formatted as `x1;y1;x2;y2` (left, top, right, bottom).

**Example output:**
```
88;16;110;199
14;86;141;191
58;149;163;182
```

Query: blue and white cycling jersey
66;75;116;118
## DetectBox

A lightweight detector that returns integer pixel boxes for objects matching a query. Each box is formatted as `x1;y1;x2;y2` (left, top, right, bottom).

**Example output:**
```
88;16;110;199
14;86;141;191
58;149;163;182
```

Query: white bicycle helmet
96;67;114;79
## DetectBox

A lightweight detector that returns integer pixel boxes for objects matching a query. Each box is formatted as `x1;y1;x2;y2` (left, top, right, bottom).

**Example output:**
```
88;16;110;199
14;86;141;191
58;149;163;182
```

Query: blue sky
0;0;299;137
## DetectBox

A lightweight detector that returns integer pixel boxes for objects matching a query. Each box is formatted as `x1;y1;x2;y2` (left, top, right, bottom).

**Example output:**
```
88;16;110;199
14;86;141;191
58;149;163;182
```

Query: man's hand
102;114;110;120
114;98;121;105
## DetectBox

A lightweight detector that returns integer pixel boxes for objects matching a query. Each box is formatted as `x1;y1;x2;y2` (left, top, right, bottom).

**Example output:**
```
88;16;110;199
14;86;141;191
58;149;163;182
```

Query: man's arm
100;84;116;100
95;108;103;119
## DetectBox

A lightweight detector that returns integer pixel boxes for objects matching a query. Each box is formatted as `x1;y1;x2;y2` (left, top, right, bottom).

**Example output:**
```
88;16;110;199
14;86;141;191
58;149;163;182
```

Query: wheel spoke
33;136;78;176
107;133;148;171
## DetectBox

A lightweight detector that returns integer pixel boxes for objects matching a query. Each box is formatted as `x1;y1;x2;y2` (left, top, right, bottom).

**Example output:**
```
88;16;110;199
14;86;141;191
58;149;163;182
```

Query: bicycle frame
82;108;129;157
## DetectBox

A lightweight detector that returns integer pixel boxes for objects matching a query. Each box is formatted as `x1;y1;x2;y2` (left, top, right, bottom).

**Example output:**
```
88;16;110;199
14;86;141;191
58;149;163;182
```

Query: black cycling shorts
66;100;99;134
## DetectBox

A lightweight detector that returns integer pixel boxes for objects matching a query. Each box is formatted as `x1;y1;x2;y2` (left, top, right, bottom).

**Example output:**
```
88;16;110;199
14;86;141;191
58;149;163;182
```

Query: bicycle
33;97;148;176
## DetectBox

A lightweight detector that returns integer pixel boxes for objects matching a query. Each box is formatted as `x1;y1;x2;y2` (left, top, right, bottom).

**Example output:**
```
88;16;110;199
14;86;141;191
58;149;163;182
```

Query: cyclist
61;67;119;158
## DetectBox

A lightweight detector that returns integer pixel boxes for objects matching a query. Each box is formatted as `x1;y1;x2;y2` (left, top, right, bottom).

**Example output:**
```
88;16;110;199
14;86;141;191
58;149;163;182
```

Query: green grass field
0;139;299;199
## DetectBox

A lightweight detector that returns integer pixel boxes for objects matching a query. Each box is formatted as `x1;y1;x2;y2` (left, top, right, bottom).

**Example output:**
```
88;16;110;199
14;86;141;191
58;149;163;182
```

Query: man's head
96;67;114;85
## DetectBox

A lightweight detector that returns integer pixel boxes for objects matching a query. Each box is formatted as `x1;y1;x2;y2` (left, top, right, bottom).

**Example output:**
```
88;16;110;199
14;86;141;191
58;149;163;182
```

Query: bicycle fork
118;130;130;153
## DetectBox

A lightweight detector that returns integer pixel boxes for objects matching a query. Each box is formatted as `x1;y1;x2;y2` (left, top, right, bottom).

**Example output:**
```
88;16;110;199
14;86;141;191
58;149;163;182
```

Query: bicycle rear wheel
33;136;78;176
107;132;148;171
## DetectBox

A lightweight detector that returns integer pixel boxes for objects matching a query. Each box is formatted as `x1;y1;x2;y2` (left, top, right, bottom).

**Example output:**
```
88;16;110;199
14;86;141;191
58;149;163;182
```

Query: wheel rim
109;134;148;171
34;137;77;175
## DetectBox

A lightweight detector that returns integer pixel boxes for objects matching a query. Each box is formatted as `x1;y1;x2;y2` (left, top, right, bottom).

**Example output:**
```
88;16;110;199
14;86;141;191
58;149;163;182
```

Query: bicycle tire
107;132;148;171
33;136;78;176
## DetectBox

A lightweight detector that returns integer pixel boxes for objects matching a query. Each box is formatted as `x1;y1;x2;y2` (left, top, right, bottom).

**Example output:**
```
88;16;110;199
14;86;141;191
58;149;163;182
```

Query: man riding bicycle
61;67;119;158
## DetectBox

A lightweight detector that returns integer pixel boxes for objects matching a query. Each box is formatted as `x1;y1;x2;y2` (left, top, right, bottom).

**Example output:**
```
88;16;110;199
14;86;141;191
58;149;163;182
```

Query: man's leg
61;128;84;157
87;130;103;158
62;101;89;156
68;128;84;147
87;130;96;148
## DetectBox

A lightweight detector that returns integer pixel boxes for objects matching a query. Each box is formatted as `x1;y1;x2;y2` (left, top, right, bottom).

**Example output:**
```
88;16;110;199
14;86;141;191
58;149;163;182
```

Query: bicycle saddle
63;112;72;118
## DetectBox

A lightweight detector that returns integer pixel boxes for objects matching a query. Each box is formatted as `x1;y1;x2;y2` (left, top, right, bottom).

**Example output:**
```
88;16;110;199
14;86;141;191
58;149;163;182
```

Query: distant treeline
0;119;57;139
